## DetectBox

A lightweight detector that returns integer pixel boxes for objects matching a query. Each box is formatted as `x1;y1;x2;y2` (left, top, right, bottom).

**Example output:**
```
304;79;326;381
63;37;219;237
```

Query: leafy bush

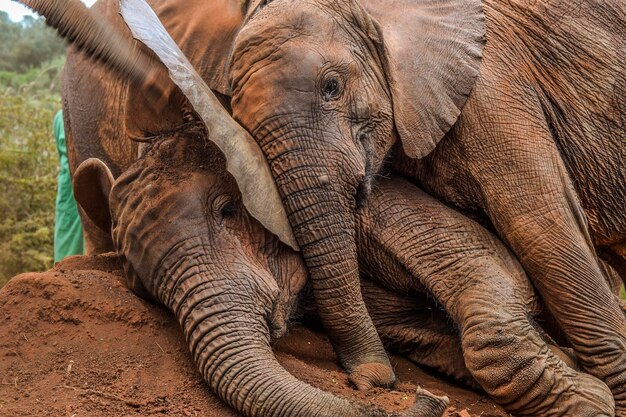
0;12;66;73
0;90;60;287
0;55;65;93
0;13;65;287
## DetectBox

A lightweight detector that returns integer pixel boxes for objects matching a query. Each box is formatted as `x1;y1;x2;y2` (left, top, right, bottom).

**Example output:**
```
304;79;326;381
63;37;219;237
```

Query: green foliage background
0;11;66;287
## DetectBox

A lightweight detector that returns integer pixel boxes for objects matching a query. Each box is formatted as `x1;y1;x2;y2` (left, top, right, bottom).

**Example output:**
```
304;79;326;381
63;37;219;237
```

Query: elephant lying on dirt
73;131;614;416
120;0;626;407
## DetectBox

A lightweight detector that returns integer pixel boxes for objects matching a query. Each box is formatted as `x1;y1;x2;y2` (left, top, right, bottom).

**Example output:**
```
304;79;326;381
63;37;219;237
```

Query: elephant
112;0;626;404
55;7;619;408
72;128;616;416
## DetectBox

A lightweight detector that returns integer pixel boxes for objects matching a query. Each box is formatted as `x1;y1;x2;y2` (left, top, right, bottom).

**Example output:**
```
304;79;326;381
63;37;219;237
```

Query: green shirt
53;110;84;262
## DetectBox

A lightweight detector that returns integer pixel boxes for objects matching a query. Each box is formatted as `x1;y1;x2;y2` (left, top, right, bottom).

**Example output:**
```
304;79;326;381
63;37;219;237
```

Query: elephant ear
120;0;299;251
73;158;115;233
148;0;260;95
361;0;485;158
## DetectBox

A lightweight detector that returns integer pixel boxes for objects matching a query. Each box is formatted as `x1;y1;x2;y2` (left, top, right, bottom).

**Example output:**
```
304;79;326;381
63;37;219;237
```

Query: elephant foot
561;372;616;417
401;388;448;417
349;362;396;390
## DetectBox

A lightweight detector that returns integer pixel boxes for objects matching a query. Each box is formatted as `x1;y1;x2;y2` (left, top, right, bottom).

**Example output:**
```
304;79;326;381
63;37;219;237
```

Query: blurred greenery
0;11;64;287
0;11;66;72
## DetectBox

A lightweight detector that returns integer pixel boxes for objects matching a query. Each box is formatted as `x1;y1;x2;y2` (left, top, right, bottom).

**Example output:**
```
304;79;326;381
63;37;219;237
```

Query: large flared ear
73;158;115;233
120;0;299;251
360;0;485;159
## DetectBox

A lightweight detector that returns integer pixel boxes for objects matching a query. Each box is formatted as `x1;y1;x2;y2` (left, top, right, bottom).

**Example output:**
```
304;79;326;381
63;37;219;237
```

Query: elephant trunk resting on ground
20;0;623;415
74;130;614;417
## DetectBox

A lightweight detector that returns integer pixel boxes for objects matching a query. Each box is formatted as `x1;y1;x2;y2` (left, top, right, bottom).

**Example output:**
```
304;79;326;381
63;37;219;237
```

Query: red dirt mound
0;255;509;417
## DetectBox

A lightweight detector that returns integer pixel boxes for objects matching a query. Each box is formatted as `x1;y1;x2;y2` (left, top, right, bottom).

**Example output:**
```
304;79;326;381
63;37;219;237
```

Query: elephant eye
211;194;238;222
220;201;237;219
322;78;340;101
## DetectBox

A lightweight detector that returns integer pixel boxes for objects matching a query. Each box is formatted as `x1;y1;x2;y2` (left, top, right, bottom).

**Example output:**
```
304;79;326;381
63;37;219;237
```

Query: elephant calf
74;136;613;416
73;132;448;417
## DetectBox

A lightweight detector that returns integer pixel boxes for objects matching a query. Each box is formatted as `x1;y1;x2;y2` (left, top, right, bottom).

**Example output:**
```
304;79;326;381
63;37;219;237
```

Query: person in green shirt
53;110;84;262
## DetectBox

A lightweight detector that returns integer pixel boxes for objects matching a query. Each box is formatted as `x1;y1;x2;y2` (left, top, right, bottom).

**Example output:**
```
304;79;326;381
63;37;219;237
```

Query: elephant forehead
248;0;336;36
235;0;355;63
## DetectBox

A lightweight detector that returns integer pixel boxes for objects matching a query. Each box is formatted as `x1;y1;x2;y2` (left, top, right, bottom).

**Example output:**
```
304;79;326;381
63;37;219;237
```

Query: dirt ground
0;255;509;417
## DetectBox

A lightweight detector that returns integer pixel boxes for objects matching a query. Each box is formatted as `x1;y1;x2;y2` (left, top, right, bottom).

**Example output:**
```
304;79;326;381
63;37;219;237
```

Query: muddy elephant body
27;0;625;413
210;0;626;409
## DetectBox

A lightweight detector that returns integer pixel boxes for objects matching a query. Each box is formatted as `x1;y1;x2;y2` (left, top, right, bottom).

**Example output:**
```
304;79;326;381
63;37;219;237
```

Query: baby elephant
74;132;613;417
73;131;448;417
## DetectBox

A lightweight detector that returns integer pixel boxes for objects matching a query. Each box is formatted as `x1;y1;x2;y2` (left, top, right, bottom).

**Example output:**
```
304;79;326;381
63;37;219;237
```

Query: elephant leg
357;178;615;415
448;267;613;416
601;244;626;289
360;278;477;389
456;81;626;410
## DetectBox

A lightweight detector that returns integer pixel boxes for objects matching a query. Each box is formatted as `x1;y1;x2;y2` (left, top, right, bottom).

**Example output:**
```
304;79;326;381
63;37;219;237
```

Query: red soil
0;255;510;417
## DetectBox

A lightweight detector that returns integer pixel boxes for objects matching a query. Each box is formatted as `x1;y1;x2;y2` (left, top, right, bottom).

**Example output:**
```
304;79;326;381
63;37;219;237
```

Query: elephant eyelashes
258;0;272;10
322;78;340;101
211;195;238;222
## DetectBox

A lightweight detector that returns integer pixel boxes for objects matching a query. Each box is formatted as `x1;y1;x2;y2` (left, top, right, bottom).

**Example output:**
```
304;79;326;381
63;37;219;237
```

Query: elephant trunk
157;256;446;417
269;158;393;389
19;0;170;105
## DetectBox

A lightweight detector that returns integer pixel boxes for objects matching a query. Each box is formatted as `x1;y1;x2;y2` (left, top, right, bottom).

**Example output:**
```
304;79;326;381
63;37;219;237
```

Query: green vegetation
0;12;65;287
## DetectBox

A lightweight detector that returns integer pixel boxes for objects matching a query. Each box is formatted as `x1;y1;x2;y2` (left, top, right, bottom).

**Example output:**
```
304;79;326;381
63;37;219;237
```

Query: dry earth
0;255;509;417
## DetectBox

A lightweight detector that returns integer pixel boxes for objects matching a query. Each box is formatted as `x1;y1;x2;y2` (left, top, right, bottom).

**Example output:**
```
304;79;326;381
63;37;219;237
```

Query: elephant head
116;0;484;387
71;120;449;417
18;1;448;414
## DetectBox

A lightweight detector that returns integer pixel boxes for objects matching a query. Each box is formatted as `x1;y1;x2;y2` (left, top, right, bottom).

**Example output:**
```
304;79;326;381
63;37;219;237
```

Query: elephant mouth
268;286;304;342
356;170;376;209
